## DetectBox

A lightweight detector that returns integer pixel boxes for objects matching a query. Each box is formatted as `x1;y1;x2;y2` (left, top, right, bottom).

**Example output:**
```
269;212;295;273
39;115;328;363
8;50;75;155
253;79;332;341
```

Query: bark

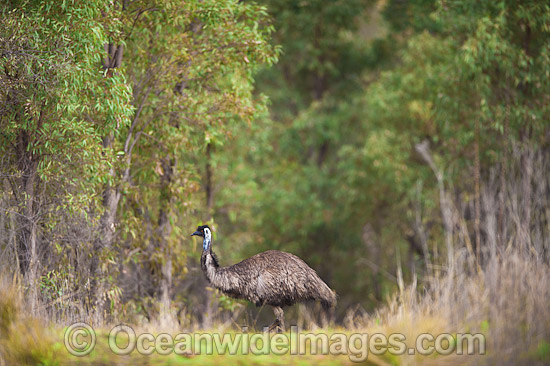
415;140;454;270
498;104;510;243
158;154;175;326
10;203;18;275
474;118;482;262
202;144;215;328
520;128;533;249
519;24;533;250
90;134;122;321
98;135;122;248
103;44;124;69
24;162;38;312
15;128;39;311
414;182;432;276
3;178;19;274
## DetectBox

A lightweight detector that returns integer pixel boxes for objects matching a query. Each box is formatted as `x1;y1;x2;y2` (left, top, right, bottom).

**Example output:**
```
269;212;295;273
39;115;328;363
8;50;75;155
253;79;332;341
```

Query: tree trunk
15;128;39;312
201;144;216;328
519;23;533;251
474;118;482;262
159;207;173;326
99;134;122;248
158;154;175;327
415;141;454;270
520;127;533;250
498;104;510;244
91;134;122;322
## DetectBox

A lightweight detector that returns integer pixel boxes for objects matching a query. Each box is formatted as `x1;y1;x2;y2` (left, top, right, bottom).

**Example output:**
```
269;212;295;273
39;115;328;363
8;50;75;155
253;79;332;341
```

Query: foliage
109;0;278;322
1;0;550;339
0;0;132;213
0;0;133;313
214;0;550;314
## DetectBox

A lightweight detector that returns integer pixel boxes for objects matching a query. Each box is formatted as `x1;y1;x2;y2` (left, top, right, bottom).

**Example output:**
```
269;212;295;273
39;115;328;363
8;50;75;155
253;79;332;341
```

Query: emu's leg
274;306;285;332
266;306;285;333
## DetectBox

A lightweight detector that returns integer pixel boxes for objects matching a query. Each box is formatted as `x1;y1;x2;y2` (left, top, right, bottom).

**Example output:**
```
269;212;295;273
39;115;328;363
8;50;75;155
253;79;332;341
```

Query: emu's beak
191;231;201;237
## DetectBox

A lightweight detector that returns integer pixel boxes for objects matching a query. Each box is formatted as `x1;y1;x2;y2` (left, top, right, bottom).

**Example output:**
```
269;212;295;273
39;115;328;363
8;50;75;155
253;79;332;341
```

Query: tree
0;0;132;311
93;0;278;324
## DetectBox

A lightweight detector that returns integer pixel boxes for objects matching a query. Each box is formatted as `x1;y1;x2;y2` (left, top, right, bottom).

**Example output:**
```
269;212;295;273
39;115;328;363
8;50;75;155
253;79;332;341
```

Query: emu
191;225;336;332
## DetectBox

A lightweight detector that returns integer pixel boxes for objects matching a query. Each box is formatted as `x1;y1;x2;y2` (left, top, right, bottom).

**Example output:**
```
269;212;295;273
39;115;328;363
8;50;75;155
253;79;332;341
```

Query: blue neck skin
203;236;211;251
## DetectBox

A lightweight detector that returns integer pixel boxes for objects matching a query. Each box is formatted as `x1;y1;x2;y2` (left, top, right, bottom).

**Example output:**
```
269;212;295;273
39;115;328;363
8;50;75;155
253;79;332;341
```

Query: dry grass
1;254;549;365
347;146;550;365
0;276;66;365
346;248;550;365
1;147;550;365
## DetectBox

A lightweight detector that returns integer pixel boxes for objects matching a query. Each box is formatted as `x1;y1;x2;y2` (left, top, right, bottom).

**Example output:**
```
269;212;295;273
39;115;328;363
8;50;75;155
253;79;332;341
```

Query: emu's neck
200;249;238;293
200;230;218;282
201;248;219;280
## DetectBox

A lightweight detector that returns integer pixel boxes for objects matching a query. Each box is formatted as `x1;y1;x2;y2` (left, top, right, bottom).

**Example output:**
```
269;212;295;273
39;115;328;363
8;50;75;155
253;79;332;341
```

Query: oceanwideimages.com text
64;322;486;362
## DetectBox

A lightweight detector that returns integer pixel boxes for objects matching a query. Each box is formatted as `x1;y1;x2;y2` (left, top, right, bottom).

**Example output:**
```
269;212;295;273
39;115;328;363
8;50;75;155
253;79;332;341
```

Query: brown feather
201;248;337;309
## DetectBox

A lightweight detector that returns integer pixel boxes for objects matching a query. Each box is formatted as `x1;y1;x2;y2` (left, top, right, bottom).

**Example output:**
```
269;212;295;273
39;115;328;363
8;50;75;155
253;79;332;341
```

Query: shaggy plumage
192;225;336;331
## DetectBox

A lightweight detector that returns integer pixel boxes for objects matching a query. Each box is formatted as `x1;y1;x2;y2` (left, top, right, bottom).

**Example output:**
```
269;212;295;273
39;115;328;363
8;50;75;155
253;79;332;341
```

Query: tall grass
1;146;550;366
348;145;550;365
0;276;67;365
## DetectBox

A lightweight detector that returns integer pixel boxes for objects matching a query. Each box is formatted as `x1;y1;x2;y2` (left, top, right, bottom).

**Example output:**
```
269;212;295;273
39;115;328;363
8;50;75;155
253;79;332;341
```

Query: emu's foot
264;320;285;333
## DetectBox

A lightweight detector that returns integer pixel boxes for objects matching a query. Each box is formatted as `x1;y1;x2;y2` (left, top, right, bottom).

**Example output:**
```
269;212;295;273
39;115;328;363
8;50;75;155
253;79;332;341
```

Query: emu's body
195;226;336;331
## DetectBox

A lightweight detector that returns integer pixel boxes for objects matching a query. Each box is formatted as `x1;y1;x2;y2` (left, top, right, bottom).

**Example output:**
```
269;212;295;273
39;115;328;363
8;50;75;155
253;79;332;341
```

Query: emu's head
191;225;212;251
